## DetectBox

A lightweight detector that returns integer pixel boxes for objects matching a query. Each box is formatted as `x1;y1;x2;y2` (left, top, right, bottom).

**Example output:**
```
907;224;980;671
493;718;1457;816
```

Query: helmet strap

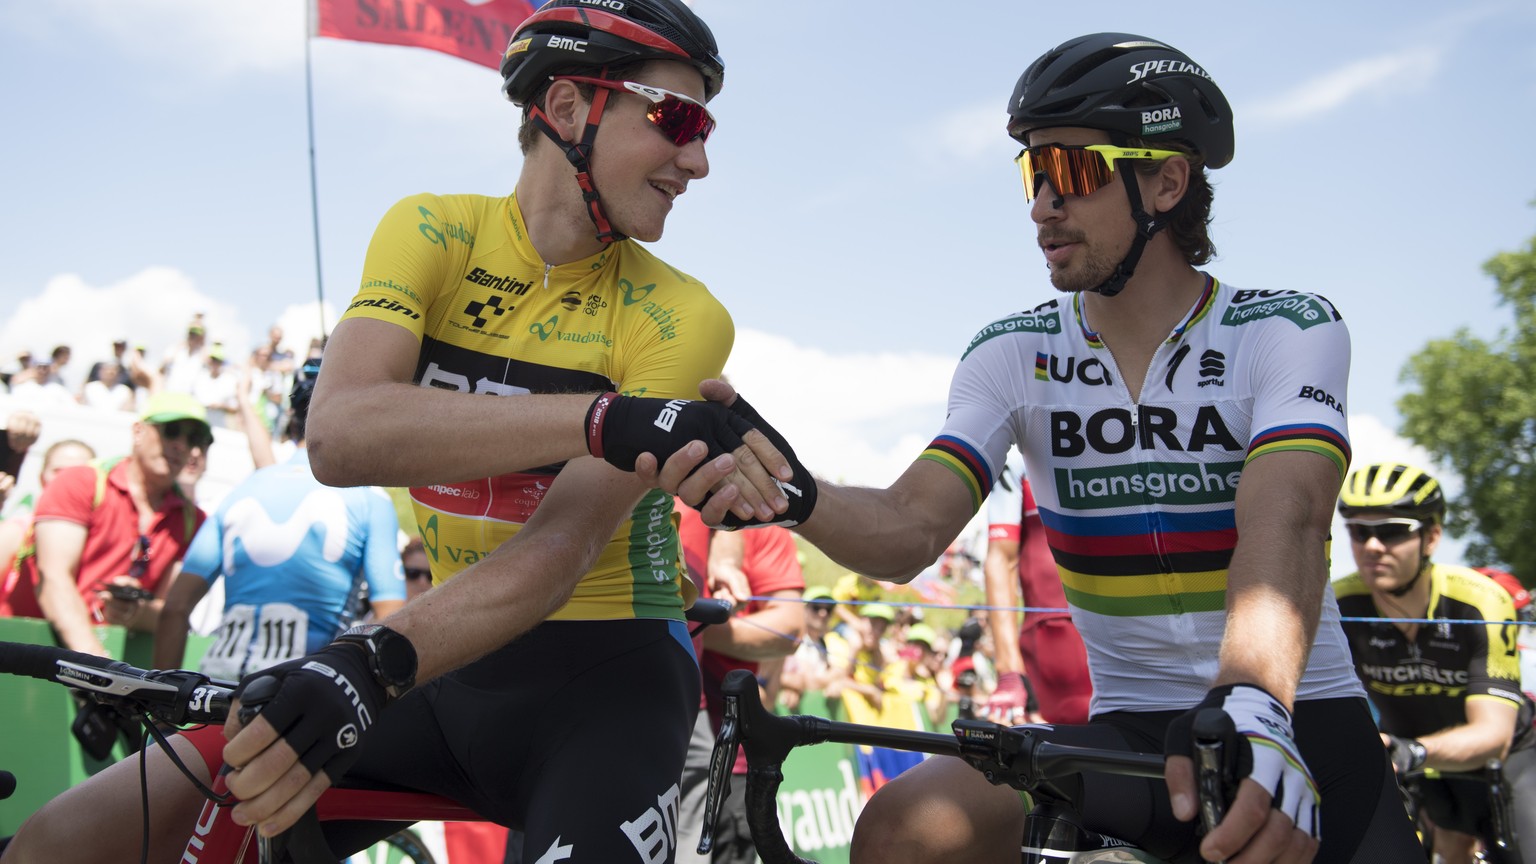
1090;162;1166;298
1385;536;1433;598
529;82;627;245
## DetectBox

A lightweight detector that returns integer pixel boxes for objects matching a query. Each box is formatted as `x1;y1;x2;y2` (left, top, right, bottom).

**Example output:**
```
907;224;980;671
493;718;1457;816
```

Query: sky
3;0;1535;574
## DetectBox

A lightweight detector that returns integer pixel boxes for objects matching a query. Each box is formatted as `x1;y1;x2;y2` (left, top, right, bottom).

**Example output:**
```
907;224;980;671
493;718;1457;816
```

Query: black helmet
1338;462;1447;524
287;358;322;441
501;0;724;107
1007;33;1233;169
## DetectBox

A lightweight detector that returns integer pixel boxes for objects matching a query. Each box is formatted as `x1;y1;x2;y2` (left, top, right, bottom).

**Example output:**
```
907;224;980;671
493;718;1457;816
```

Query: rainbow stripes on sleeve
918;436;992;512
1245;423;1351;479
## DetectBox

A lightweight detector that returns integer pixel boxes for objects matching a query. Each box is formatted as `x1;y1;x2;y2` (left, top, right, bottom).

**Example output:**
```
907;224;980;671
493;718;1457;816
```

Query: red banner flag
312;0;537;71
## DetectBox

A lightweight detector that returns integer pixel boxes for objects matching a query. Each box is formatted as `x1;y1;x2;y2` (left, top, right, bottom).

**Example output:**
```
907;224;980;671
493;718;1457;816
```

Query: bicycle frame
183;771;481;863
0;640;483;864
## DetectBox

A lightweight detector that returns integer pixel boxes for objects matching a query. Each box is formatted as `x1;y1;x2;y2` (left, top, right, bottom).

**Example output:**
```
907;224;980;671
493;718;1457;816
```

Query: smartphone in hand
106;584;154;603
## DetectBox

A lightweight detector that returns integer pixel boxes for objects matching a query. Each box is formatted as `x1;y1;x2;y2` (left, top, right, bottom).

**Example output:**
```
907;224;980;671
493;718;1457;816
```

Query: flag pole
305;0;328;338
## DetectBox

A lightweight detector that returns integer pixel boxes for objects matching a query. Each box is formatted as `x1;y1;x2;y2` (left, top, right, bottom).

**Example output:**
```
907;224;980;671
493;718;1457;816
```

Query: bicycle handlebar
702;668;1176;864
0;640;235;726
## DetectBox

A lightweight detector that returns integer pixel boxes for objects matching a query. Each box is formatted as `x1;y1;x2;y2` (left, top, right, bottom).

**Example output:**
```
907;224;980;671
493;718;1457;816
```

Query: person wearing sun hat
1;390;209;658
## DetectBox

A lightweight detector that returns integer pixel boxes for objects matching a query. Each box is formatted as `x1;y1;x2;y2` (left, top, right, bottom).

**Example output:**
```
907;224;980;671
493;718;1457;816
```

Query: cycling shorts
1411;744;1536;862
1039;697;1421;863
188;619;700;863
1017;618;1092;725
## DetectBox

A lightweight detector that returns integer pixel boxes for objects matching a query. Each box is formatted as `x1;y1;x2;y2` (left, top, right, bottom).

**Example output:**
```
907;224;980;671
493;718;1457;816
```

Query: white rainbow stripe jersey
921;276;1366;714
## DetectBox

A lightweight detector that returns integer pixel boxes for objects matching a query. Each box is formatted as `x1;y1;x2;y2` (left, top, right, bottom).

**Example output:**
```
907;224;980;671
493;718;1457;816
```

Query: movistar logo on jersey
1035;352;1113;386
1221;291;1339;330
963;309;1062;359
1055;459;1244;509
417;206;476;251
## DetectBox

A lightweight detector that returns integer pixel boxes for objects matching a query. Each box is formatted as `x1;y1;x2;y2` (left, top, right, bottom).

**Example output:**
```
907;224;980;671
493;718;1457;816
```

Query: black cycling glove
231;642;389;783
585;392;754;472
1384;734;1427;774
711;395;818;530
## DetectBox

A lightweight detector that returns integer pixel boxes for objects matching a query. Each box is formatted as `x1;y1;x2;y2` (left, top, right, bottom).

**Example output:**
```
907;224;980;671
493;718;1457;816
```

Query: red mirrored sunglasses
555;75;715;146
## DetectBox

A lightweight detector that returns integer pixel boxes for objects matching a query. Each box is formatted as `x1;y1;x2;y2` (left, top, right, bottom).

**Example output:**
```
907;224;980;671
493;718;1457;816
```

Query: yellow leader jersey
339;192;734;621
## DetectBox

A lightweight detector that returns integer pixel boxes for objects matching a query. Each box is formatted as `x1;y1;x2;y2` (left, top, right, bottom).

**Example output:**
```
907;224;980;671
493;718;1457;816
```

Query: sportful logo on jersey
1220;291;1340;330
1035;353;1113;385
1197;350;1226;387
963;307;1063;359
559;290;582;311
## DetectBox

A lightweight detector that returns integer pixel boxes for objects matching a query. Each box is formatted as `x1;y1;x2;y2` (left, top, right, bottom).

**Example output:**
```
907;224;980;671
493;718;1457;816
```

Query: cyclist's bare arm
981;536;1025;678
793;460;977;583
1167;448;1338;862
152;568;212;670
1417;697;1520;771
32;519;103;655
223;458;649;834
702;588;805;661
309;319;782;521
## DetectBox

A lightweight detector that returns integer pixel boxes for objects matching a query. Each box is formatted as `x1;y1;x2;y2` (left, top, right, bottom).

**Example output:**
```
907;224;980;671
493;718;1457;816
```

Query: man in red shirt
3;392;209;656
982;454;1092;724
676;500;804;864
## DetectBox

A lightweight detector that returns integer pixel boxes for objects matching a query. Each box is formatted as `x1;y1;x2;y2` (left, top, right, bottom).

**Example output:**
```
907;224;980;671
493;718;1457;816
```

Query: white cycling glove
1165;683;1320;839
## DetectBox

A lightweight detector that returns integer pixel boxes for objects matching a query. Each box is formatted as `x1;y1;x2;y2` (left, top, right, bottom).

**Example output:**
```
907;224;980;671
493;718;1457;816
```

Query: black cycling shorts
1043;696;1421;863
330;618;701;863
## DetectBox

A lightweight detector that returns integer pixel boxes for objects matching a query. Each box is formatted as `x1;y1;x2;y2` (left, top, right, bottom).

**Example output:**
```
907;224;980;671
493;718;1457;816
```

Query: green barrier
0;618;215;834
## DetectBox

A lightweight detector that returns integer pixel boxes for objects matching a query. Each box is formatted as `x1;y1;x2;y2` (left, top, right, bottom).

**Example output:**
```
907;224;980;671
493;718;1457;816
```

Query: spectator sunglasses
156;419;213;450
1015;143;1183;202
1343;518;1423;545
555;76;715;146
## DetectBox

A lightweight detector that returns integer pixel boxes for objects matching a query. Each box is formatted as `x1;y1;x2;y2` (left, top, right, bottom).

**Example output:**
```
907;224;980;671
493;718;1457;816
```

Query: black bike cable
141;715;236;804
137;722;151;864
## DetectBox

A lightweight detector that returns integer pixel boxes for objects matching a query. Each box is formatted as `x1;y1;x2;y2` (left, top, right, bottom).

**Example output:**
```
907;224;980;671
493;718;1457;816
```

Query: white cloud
1247;45;1442;125
914;104;1008;163
0;268;252;382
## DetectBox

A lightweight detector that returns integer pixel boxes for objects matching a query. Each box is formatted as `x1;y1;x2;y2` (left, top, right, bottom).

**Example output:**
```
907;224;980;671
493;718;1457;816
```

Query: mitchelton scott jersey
339;192;733;622
1335;563;1535;744
920;276;1365;714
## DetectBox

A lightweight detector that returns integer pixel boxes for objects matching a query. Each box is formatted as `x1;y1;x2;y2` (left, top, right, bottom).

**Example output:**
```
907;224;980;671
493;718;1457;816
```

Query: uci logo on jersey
1035;353;1113;386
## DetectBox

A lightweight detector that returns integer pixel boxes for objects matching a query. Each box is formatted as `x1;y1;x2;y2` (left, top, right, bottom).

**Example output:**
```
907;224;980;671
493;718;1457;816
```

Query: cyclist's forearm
796;463;975;583
1419;702;1519;770
307;384;593;487
702;603;803;660
982;545;1025;676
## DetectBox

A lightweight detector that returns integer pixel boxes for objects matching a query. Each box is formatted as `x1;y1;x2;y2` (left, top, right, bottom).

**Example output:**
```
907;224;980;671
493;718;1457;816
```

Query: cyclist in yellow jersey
3;3;793;863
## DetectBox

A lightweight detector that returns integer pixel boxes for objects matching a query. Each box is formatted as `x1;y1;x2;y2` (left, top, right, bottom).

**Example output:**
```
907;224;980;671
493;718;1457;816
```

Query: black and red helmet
501;0;724;107
1007;33;1233;169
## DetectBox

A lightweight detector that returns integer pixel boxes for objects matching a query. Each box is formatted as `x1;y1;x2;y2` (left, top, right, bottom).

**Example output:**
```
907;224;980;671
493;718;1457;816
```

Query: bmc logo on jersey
1035;353;1113;386
1051;405;1241;457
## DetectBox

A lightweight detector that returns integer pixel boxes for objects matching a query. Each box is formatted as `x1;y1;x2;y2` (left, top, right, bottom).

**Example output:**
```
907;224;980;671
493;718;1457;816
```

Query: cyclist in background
659;32;1421;862
3;2;785;862
982;450;1091;725
1334;462;1536;863
151;360;406;676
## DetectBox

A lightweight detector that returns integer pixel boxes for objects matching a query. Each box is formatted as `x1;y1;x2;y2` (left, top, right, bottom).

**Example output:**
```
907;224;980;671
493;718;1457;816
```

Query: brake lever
1192;707;1238;863
698;694;741;854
